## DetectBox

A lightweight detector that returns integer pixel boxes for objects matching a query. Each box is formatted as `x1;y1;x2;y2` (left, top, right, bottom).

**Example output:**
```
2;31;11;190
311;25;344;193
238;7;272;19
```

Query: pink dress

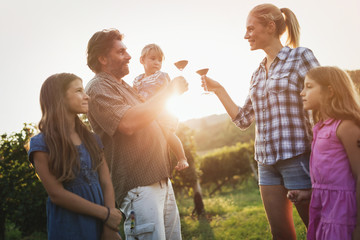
308;119;357;240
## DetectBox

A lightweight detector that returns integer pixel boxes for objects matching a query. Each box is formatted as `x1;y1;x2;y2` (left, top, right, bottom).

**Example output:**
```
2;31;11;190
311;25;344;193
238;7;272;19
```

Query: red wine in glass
196;68;210;94
174;60;188;73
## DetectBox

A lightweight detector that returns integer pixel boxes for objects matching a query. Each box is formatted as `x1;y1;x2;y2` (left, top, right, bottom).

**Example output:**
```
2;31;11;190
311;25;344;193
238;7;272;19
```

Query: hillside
181;113;255;153
182;113;230;129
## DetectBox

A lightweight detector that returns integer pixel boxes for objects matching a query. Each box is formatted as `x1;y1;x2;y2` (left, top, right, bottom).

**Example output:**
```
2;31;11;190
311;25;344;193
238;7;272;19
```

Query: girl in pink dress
288;66;360;239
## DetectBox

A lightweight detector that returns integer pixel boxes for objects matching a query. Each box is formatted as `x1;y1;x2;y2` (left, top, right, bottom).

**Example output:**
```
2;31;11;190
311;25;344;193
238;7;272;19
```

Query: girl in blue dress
28;73;122;240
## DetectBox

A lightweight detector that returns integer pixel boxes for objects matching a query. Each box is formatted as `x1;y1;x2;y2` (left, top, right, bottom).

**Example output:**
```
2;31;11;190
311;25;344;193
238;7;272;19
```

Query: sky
1;0;359;134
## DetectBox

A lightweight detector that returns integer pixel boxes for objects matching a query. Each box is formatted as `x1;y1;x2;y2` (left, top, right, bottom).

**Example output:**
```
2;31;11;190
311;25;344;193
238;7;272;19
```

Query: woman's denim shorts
258;152;312;190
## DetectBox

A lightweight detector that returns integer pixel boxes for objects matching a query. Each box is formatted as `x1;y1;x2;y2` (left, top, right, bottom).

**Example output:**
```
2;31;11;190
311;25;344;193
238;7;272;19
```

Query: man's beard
111;65;129;79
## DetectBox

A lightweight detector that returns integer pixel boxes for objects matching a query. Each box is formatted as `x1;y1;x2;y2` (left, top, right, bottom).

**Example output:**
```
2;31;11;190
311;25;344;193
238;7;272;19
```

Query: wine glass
174;60;188;75
196;68;209;94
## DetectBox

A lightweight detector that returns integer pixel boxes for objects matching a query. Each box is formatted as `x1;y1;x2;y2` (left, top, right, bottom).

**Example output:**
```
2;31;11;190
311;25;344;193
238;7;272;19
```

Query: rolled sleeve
298;48;320;79
232;95;255;130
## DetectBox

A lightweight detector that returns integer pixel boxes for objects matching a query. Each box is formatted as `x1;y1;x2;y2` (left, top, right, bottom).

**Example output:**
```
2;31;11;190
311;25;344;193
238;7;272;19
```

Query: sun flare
166;96;182;119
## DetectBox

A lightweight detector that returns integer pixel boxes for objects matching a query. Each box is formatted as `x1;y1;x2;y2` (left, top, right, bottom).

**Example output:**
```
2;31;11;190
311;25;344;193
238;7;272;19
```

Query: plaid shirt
233;47;320;165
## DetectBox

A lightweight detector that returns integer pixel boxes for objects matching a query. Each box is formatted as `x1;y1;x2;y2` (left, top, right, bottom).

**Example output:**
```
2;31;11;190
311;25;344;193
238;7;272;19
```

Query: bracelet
103;206;110;223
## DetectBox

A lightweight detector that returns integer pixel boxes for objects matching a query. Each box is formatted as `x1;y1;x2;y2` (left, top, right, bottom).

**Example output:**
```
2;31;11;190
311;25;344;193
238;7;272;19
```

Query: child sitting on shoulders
133;44;189;171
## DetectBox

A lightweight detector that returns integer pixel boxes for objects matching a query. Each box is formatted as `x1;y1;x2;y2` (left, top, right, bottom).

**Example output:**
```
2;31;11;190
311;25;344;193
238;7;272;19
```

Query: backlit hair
87;29;124;73
38;73;103;182
306;66;360;127
249;3;300;48
141;43;165;61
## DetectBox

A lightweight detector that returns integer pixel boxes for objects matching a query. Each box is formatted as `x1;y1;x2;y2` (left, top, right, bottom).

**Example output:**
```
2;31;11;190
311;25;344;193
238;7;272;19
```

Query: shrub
0;125;47;238
199;142;255;195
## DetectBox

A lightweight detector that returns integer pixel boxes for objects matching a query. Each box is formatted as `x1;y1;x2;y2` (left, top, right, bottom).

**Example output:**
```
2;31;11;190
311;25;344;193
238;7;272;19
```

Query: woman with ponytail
201;4;319;239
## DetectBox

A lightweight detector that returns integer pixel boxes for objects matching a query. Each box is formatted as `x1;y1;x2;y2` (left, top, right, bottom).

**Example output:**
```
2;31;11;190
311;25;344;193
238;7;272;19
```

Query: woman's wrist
214;85;225;96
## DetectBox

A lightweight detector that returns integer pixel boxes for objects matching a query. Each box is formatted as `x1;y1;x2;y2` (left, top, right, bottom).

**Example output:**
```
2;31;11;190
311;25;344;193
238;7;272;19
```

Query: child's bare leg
167;132;189;171
175;158;189;171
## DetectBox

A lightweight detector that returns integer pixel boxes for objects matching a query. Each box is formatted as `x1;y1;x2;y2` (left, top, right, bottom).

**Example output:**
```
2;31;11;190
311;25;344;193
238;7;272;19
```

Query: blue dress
28;133;104;240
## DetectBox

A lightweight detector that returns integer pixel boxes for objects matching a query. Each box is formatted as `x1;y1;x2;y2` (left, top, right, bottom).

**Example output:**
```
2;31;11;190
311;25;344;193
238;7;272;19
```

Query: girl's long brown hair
38;73;103;182
306;66;360;127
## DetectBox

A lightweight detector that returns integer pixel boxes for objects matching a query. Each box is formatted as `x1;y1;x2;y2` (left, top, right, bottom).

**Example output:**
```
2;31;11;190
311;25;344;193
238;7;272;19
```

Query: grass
4;221;47;240
177;180;307;240
5;181;307;240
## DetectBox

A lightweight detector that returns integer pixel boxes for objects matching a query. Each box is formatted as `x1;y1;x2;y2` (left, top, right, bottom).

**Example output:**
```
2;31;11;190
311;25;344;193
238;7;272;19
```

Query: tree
0;124;47;239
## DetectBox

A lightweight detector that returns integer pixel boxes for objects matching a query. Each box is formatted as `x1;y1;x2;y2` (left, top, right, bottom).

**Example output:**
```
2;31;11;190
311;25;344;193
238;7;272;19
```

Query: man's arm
118;76;188;135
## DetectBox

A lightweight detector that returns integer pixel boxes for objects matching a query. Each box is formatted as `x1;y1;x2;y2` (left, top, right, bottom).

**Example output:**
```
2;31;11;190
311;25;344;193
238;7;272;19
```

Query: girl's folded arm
33;151;109;221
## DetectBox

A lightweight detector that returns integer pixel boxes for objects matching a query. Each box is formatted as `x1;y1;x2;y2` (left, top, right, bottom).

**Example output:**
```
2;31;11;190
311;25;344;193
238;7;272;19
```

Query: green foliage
199;142;255;195
5;220;46;240
0;125;47;237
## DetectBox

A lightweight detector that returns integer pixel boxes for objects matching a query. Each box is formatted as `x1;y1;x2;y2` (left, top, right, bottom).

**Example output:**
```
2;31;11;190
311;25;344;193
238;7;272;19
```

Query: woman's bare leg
260;185;296;240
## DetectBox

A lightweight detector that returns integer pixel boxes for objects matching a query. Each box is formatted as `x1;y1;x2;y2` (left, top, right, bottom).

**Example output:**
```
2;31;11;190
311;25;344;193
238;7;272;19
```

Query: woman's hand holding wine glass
200;75;222;94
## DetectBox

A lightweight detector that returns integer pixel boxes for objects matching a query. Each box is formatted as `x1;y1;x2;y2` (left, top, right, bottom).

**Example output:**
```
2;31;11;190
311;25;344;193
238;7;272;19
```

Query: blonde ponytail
280;8;300;48
250;4;301;48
